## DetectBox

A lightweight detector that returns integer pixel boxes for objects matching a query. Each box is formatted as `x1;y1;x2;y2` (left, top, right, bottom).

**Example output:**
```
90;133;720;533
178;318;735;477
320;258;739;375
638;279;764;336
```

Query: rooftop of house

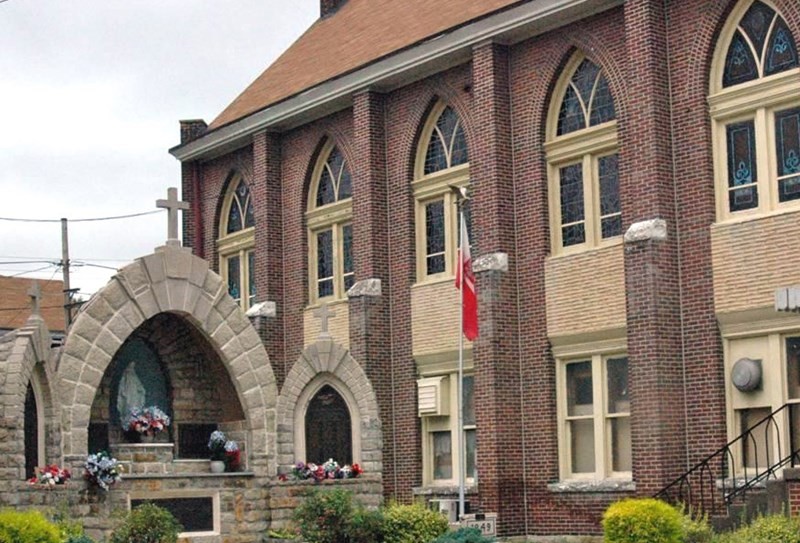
209;0;522;129
0;275;66;333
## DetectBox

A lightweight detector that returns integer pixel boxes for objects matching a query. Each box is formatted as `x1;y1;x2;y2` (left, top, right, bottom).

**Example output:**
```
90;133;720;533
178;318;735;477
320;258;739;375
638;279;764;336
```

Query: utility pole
61;218;72;329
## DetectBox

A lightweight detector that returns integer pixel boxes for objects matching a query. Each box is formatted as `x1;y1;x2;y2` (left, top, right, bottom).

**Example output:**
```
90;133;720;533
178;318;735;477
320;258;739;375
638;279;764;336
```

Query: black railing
655;403;800;517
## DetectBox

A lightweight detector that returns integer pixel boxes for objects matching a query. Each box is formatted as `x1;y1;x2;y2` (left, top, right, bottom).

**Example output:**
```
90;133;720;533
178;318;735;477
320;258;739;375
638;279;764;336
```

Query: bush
348;507;384;543
0;509;62;543
66;536;97;543
108;503;182;543
676;505;713;543
602;498;682;543
430;526;496;543
382;502;449;543
717;514;800;543
294;488;354;543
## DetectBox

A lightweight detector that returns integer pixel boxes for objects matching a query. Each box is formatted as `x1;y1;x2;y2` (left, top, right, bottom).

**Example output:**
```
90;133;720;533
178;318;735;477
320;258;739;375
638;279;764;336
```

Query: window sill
548;479;635;494
547;238;623;261
413;484;478;496
712;205;800;229
412;274;456;289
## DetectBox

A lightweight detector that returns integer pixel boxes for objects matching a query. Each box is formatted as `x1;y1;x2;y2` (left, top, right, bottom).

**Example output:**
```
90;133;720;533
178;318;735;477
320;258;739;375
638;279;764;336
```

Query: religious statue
117;362;146;423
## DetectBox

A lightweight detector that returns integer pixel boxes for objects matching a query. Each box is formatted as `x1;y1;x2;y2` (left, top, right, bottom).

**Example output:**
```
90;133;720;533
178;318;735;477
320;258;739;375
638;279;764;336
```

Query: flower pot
140;433;155;444
210;460;226;474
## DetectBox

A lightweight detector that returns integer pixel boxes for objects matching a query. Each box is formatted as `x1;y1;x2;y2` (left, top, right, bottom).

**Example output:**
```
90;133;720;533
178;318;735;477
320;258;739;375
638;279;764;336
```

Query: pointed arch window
218;174;256;310
307;140;354;302
304;385;353;464
545;55;620;254
414;101;471;281
710;0;800;220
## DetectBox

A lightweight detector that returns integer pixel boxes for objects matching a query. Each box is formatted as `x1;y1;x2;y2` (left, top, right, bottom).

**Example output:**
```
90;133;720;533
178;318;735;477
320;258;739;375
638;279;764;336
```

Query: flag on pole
455;219;478;341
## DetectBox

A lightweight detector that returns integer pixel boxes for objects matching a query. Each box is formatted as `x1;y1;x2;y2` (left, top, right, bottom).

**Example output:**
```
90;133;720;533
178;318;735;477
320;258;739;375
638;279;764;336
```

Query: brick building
0;0;799;540
169;0;800;534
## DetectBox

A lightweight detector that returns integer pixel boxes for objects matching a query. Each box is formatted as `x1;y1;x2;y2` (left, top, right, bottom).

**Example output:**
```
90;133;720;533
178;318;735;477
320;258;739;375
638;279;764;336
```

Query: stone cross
27;281;42;316
156;187;190;246
313;304;336;338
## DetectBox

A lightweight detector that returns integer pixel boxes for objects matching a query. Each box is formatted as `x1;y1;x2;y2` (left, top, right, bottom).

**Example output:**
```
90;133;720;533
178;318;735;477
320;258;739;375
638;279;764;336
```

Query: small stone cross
156;187;190;246
27;281;42;316
313;304;336;338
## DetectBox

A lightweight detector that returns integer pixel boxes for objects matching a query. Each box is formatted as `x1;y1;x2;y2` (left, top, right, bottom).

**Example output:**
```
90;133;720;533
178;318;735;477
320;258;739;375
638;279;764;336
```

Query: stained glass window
305;385;352;465
226;180;254;234
599;154;622;238
425;200;446;274
776;107;800;203
424;106;468;175
316;230;334;298
559;163;586;247
342;224;354;292
723;1;798;88
726;121;759;212
227;256;241;304
557;59;616;136
315;146;352;207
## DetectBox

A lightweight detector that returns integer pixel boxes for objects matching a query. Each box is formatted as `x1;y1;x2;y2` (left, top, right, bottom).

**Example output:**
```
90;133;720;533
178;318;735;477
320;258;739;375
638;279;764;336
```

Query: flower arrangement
84;451;122;491
208;430;240;471
126;406;171;436
281;459;363;482
28;464;71;486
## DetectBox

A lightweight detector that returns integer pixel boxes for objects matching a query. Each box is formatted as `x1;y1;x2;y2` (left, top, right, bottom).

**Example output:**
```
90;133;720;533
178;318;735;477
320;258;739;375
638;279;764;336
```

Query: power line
9;265;57;277
0;209;163;223
0;305;63;313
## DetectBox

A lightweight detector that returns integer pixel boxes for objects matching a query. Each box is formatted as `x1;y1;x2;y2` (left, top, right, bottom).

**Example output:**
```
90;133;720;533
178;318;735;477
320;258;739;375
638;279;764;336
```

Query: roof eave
169;0;622;162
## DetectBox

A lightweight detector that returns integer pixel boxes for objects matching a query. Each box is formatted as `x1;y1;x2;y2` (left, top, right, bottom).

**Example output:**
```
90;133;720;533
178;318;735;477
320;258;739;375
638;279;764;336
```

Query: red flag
455;220;478;341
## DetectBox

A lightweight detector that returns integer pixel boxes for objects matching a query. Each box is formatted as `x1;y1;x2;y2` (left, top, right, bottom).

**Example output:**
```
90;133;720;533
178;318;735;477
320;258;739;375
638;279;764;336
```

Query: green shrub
0;508;62;543
602;498;682;543
66;536;97;543
430;526;495;543
382;502;449;543
294;488;354;543
720;514;800;543
349;507;384;543
108;503;182;543
676;505;713;543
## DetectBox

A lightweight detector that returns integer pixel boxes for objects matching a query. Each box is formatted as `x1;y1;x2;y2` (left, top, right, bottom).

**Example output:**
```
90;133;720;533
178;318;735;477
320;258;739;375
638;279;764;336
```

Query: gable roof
210;0;523;129
0;275;65;333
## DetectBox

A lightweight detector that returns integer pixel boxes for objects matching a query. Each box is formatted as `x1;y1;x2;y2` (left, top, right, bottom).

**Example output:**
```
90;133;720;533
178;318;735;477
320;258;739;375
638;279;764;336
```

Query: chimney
179;119;208;144
320;0;347;18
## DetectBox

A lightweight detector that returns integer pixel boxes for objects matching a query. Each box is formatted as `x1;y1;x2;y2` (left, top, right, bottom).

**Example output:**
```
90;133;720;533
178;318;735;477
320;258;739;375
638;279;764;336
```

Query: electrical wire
0;209;163;223
8;265;57;277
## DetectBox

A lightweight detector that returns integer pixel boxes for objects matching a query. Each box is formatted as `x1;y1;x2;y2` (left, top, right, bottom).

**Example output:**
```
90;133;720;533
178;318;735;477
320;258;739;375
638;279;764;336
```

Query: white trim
170;0;623;162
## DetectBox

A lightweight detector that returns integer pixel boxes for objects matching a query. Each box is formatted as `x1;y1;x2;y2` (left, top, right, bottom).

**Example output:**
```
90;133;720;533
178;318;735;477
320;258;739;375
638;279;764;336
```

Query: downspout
192;163;205;259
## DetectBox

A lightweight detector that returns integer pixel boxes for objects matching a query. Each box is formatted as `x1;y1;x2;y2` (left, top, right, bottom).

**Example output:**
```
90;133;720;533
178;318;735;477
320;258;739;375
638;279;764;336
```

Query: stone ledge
123;471;255;480
473;252;508;274
347;278;382;298
624;218;667;243
246;301;277;318
547;479;635;493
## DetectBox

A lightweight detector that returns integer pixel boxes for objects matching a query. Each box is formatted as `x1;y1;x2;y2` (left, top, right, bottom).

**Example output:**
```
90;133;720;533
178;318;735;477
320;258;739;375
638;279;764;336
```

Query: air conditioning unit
417;376;449;417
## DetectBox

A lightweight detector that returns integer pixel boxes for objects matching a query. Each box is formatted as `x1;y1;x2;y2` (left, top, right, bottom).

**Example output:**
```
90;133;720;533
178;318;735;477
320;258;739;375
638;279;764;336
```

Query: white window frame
709;0;800;223
307;139;354;303
544;54;621;256
217;174;255;311
555;340;630;482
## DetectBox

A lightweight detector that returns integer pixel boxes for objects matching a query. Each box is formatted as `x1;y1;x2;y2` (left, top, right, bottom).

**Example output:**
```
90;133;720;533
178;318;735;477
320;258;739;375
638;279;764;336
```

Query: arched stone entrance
58;245;277;474
276;337;382;476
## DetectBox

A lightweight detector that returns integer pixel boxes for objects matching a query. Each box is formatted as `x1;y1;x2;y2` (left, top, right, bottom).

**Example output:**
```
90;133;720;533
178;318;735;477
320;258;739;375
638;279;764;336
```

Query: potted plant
84;451;122;491
27;464;71;487
126;406;171;442
208;430;228;473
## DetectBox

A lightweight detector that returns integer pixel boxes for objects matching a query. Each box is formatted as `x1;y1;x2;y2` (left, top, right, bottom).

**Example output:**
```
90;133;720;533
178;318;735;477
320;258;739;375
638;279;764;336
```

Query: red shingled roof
0;275;65;333
210;0;523;129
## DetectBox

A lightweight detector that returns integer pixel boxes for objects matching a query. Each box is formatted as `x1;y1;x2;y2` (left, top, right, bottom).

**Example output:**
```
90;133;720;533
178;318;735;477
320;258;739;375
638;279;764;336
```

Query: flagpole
457;193;466;522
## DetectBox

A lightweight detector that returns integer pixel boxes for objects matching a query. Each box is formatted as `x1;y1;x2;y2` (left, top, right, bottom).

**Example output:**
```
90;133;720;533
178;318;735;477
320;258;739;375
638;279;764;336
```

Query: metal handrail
655;403;800;517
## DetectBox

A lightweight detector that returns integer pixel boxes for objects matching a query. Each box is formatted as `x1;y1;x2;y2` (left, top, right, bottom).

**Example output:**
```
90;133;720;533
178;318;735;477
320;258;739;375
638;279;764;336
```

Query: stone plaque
460;513;497;536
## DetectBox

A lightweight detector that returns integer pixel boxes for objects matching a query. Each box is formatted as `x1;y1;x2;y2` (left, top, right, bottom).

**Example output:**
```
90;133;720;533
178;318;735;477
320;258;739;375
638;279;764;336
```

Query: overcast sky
0;0;317;299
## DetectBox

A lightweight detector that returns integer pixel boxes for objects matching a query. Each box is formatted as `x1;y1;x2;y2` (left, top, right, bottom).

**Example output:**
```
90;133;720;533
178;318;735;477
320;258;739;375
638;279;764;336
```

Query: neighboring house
0;275;65;341
0;0;798;540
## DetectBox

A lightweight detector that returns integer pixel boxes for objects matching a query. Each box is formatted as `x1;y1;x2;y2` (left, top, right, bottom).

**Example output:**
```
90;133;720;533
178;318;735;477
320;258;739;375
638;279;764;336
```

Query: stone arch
58;245;278;475
0;315;59;484
276;337;382;476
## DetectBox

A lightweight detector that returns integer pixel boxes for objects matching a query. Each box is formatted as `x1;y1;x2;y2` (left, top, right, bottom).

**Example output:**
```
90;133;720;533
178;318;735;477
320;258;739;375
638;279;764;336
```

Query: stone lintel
472;252;508;274
347;278;382;298
246;301;277;318
624;218;667;243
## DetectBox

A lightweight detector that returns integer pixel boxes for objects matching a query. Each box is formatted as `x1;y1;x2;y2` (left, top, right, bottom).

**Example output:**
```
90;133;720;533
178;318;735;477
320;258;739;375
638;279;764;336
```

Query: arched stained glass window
557;59;616;136
723;1;798;88
226;180;255;234
218;173;256;310
304;385;353;464
423;106;469;175
711;0;800;220
307;141;354;302
547;54;621;253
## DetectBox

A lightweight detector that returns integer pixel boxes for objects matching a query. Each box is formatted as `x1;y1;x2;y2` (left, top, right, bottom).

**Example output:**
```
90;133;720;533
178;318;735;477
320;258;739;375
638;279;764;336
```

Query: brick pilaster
622;0;685;495
470;42;524;535
252;131;286;386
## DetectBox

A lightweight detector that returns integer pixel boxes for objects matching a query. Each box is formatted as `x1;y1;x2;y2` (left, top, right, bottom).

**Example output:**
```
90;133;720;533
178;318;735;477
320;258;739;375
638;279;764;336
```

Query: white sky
0;0;317;298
